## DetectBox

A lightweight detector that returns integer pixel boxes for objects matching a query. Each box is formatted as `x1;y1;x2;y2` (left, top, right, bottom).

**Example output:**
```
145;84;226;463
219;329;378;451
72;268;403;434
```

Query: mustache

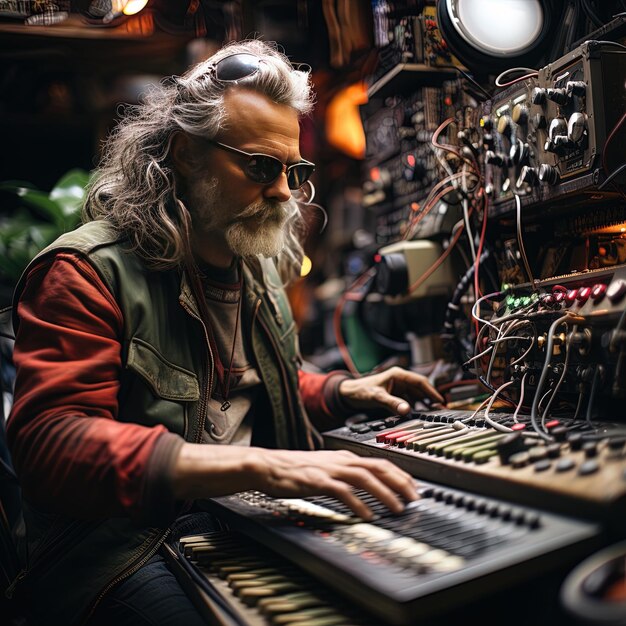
238;199;288;222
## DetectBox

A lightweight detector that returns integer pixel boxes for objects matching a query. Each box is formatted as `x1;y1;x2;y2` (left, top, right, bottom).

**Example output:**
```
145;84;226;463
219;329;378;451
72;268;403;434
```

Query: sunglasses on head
206;138;315;190
210;53;264;82
209;52;311;83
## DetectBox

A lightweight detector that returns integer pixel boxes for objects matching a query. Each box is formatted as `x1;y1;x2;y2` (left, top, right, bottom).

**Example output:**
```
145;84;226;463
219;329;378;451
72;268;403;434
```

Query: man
7;39;443;625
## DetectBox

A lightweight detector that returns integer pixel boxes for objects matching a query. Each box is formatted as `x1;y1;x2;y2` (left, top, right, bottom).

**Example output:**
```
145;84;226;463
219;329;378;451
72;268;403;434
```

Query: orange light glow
325;82;368;159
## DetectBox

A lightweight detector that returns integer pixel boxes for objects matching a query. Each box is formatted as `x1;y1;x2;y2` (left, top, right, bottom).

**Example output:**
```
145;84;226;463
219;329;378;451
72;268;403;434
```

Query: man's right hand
172;444;418;520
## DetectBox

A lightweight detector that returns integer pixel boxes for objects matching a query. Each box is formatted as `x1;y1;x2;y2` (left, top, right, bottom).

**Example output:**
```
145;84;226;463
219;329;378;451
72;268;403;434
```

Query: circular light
300;255;312;277
437;0;555;72
449;0;543;56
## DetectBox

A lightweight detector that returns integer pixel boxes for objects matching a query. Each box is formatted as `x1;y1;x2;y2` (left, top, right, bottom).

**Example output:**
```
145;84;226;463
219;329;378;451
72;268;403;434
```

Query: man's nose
263;171;292;202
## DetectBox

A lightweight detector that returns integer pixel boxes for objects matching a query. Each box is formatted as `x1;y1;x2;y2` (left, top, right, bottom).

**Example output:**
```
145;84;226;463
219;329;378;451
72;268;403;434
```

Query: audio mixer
322;409;626;529
198;485;600;625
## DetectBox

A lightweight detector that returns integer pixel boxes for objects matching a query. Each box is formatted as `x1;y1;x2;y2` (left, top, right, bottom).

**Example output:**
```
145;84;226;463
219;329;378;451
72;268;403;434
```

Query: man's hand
338;366;444;416
173;445;418;521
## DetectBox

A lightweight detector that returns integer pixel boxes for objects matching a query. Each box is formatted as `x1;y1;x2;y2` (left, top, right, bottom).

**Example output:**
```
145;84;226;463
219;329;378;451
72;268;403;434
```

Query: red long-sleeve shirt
7;253;349;523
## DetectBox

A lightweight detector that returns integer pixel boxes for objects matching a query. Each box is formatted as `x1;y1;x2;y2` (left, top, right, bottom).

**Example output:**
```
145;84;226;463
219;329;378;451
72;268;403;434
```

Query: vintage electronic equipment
481;40;626;217
190;485;599;626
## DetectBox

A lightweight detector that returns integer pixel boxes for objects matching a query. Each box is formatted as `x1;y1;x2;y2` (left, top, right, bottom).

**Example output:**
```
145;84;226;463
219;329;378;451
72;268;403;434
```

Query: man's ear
171;132;195;179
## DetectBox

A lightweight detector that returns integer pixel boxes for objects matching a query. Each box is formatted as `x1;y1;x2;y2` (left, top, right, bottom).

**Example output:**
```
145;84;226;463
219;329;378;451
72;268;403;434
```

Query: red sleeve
7;253;182;523
298;369;355;431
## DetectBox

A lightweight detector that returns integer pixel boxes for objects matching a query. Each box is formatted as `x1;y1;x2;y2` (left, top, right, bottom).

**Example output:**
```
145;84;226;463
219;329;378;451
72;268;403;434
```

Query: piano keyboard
197;481;600;625
163;529;376;626
322;409;626;524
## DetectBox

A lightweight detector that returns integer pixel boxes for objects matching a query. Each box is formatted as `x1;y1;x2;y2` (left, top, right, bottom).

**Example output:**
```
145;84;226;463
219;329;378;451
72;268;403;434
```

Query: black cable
580;0;604;27
441;249;491;363
587;39;626;50
598;162;626;190
585;365;602;424
439;65;493;101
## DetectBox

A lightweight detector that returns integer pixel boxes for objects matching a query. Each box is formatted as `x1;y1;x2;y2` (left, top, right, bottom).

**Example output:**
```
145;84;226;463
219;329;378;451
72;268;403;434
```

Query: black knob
532;113;547;129
568;433;584;450
486;150;507;167
509;142;529;165
517;165;538;187
546;88;568;105
608;437;626;451
532;87;547;105
566;81;586;97
551;426;569;442
582;441;598;458
497;432;527;465
553;135;571;149
375;253;409;296
567;112;586;143
538;163;560;185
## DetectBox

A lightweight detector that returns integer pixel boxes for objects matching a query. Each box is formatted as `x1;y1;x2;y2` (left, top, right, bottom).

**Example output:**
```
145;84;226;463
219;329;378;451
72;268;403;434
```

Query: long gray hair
84;39;315;282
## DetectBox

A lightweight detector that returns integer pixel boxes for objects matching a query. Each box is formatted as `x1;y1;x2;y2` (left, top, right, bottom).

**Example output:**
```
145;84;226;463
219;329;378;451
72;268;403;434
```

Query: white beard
225;197;288;258
188;176;289;258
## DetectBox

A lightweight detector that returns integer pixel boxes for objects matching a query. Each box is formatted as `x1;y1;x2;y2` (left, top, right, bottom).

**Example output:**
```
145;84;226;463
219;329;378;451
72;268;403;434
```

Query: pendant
220;400;231;411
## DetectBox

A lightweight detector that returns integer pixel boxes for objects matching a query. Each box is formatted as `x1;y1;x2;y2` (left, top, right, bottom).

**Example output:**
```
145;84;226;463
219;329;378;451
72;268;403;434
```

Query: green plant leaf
2;186;63;224
0;180;40;191
49;169;90;219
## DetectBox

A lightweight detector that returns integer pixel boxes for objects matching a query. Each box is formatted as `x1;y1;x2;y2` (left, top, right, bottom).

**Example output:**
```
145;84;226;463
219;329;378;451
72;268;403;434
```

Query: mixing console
163;530;376;626
322;409;626;527
199;483;599;625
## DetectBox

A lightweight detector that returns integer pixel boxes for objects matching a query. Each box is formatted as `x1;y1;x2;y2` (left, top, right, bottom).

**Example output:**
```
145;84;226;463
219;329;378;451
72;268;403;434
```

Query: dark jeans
89;512;220;626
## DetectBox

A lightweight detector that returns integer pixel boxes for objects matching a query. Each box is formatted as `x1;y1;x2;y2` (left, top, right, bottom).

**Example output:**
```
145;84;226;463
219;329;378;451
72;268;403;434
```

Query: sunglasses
206;138;315;190
210;53;264;82
209;52;311;83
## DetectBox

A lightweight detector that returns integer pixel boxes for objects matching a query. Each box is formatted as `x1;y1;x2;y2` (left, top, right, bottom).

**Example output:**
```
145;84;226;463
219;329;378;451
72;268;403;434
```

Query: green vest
9;220;317;625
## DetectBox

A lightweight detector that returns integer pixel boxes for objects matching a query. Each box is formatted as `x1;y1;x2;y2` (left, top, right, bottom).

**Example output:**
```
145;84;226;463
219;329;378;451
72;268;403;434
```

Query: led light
300;255;312;277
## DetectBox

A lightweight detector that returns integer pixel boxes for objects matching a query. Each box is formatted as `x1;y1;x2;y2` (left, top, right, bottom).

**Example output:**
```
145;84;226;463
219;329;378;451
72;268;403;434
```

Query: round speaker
437;0;557;72
561;541;626;625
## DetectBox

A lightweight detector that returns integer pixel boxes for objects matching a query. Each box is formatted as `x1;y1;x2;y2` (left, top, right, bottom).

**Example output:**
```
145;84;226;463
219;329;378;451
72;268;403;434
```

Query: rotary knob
509;142;529;165
512;103;529;125
486;151;511;168
496;115;511;137
546;88;569;106
549;117;567;139
567;112;586;143
539;163;560;185
497;115;512;137
566;80;586;97
517;165;538;187
532;87;547;105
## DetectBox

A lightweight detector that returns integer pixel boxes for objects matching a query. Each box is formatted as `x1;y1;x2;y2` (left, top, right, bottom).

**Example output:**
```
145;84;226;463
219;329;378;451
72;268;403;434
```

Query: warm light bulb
123;0;149;16
300;255;312;277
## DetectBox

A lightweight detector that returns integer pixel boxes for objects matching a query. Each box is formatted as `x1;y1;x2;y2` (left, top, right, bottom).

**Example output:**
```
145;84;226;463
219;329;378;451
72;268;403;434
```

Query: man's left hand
338;366;445;416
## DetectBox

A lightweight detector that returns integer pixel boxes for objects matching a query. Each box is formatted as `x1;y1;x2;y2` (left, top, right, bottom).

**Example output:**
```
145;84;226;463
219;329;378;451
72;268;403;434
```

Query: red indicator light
406;154;416;167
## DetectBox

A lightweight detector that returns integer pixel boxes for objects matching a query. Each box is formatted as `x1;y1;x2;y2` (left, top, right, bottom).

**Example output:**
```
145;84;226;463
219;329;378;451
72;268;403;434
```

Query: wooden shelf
367;63;458;98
